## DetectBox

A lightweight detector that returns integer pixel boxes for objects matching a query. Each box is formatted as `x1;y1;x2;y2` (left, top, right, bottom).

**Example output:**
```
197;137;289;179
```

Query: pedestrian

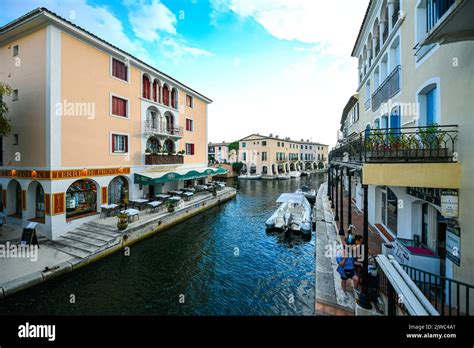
336;246;359;293
353;235;364;291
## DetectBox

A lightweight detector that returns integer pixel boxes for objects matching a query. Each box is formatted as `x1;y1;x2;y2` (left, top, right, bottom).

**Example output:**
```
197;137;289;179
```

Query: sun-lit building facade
0;8;220;240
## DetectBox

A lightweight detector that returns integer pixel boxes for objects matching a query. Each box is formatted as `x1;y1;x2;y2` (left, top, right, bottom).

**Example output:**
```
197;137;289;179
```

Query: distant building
208;142;237;164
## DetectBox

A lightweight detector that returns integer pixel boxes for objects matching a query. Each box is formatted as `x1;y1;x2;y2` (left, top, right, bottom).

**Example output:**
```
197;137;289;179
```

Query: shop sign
441;189;459;218
446;224;460;266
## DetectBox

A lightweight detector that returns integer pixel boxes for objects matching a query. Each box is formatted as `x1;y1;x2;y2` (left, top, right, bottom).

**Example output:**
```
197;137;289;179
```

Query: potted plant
178;150;185;156
117;212;129;231
166;200;177;213
145;148;152;155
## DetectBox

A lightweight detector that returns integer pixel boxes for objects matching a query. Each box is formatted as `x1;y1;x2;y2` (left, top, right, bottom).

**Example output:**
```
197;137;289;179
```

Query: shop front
66;179;98;220
108;176;129;205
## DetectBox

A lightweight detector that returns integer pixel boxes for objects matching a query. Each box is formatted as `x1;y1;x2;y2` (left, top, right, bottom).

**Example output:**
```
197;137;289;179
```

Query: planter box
145;154;184;165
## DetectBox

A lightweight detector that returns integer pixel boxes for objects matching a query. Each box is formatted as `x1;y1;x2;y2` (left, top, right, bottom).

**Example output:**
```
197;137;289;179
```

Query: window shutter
191;143;195;155
125;136;128;152
112;134;115;152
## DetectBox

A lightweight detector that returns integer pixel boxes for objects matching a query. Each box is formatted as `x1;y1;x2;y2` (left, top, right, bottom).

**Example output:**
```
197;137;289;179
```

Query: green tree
228;141;239;152
0;83;12;136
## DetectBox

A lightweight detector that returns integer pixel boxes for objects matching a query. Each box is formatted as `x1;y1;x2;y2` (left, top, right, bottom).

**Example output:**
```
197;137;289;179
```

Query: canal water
0;173;325;316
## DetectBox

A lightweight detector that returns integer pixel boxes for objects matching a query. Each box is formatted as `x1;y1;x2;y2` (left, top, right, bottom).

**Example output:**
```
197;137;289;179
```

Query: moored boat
265;193;312;236
295;186;316;205
289;171;301;178
277;174;290;180
238;174;262;180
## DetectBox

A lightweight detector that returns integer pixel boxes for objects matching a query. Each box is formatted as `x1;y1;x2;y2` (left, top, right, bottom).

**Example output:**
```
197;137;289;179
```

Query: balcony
329;125;461;188
371;65;400;111
144;121;183;138
145;154;184;165
422;0;474;46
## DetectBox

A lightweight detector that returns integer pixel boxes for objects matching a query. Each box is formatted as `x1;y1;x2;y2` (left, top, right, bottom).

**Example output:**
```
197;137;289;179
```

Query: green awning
134;167;227;185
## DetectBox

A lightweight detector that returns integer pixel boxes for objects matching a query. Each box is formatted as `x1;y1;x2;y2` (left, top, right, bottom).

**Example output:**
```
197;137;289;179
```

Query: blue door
390;108;401;138
426;87;437;125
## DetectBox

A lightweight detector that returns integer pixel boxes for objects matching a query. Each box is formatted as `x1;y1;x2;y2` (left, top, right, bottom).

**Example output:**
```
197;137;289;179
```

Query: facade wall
0;28;47;168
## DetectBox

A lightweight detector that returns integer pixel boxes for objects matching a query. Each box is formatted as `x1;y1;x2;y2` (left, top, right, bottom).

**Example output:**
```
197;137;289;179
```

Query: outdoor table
155;194;171;201
100;204;119;218
182;187;196;193
146;201;162;214
121;208;140;223
169;190;183;197
194;185;206;192
129;199;148;210
168;197;181;203
181;192;194;201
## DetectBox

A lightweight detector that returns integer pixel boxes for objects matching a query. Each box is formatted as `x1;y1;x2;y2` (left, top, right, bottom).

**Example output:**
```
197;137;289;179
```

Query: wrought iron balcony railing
372;65;401;111
329;125;458;164
144;121;183;137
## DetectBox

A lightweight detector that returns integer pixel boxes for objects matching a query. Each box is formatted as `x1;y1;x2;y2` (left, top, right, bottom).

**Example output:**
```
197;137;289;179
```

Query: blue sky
1;0;369;146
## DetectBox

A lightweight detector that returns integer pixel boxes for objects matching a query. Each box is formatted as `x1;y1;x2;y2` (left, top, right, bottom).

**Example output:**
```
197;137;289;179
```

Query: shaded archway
26;181;45;222
146;136;161;154
7;179;22;218
162;84;170;106
108;176;129;205
262;166;268;175
146;106;159;130
163;138;175;153
66;179;98;220
164;111;174;133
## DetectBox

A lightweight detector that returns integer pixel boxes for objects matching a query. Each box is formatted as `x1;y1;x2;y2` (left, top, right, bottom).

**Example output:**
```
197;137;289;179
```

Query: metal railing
145;154;184;165
329;124;458;164
401;264;473;316
372;65;401;111
144;121;183;137
427;0;455;32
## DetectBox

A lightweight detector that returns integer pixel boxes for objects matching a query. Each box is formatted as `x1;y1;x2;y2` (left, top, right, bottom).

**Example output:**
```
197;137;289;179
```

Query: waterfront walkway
315;182;355;316
0;187;236;298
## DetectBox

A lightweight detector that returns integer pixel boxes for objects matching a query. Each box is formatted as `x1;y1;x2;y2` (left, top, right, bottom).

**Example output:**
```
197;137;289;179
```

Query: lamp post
347;168;352;230
334;166;339;220
357;183;372;310
339;166;345;236
327;165;332;200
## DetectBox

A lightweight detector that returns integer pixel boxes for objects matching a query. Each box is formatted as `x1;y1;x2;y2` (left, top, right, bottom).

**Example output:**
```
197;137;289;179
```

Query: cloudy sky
1;0;369;147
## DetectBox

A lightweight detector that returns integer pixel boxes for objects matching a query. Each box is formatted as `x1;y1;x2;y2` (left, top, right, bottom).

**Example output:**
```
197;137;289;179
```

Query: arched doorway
7;179;22;218
27;181;45;222
250;164;257;175
146;107;159;130
146;136;161;154
164;112;174;133
66;179;98;220
108;176;129;205
163;139;175;153
262;166;268;175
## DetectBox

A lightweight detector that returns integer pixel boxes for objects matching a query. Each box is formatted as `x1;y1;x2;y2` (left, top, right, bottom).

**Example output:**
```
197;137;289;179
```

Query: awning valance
134;167;227;185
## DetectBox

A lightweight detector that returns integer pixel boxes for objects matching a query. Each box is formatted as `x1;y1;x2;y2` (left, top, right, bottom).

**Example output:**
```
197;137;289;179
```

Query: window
186;143;195;155
13;45;19;56
242;152;246;161
262;152;267;161
13;134;19;145
186;95;193;108
142;75;151;99
12;89;18;101
111;96;128;117
277;142;280;147
242;142;246;148
112;134;128;153
112;58;128;81
186;118;194;132
262;141;267;146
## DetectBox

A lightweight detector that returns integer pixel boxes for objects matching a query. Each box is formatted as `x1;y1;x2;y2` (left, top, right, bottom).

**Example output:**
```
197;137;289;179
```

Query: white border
109;131;130;156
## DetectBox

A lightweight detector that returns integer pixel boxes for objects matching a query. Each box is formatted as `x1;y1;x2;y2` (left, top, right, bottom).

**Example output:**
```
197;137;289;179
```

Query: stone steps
74;226;121;239
68;229;114;242
44;241;91;259
62;233;109;247
55;237;99;254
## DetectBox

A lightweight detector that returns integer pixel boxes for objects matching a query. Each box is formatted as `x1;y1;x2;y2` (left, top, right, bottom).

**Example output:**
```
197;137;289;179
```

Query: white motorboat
277;174;290;180
238;174;262;180
295;186;316;205
265;193;312;235
289;171;301;178
261;175;277;180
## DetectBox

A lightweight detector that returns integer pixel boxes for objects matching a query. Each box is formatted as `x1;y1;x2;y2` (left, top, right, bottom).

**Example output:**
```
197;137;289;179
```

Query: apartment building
208;142;237;164
239;134;328;178
0;8;224;240
329;0;474;313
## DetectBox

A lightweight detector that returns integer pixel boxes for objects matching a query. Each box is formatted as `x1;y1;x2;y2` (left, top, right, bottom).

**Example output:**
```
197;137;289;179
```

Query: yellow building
0;8;222;240
239;134;328;178
330;0;474;314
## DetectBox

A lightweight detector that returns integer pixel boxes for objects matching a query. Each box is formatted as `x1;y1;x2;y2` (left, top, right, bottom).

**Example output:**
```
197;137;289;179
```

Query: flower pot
117;222;128;231
167;206;175;213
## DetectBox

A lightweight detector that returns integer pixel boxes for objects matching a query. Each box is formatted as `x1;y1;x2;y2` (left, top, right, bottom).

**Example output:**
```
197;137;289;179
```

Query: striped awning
134;167;227;185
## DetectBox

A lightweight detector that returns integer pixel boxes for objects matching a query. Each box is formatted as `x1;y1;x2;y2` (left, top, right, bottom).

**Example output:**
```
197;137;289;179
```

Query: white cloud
161;38;214;59
128;0;177;41
210;0;369;58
